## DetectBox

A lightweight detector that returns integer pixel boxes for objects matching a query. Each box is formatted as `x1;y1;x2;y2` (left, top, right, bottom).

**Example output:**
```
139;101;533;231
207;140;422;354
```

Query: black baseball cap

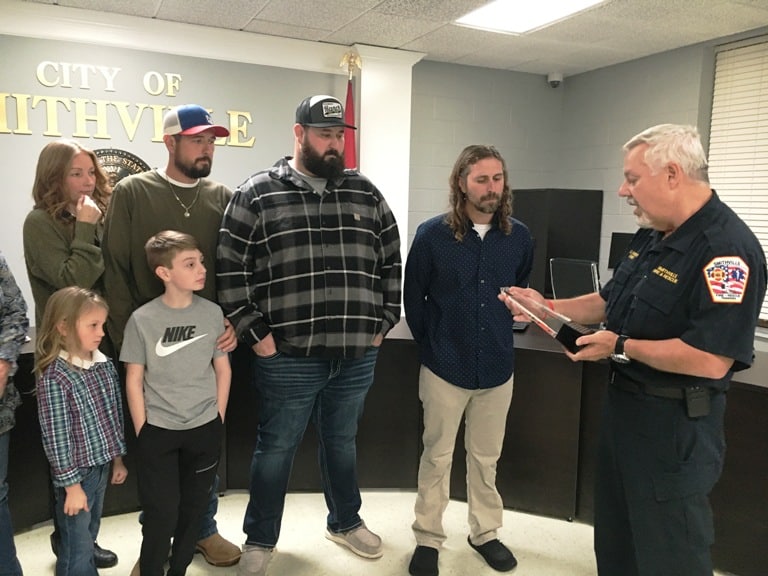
295;95;356;130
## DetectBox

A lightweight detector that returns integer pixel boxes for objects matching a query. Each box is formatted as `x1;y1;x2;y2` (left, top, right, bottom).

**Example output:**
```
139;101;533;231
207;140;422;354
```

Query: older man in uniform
502;123;766;576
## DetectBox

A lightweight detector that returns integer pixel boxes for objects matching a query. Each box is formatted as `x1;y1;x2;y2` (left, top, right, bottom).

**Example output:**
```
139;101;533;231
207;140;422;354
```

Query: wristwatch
610;335;631;364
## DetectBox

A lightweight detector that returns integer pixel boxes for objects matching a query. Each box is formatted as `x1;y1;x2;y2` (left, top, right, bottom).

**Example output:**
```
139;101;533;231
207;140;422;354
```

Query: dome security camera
547;72;563;88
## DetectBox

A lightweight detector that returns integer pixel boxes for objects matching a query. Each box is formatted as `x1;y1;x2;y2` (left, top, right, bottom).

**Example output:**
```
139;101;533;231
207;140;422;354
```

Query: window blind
709;38;768;321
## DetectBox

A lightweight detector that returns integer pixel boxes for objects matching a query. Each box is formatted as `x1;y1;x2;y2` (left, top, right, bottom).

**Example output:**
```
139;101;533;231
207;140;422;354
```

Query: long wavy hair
445;144;512;241
32;140;111;222
35;287;109;377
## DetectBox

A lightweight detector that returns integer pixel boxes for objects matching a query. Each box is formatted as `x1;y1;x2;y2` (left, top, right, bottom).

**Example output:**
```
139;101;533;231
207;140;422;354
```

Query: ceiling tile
256;0;379;31
156;0;268;29
49;0;161;18
21;0;768;75
325;11;442;48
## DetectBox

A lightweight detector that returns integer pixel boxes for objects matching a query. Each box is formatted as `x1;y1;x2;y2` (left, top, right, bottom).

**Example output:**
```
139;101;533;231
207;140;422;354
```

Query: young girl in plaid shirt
35;287;127;576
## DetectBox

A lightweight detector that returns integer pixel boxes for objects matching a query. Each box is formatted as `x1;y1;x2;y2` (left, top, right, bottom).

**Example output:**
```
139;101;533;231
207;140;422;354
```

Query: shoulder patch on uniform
703;256;749;304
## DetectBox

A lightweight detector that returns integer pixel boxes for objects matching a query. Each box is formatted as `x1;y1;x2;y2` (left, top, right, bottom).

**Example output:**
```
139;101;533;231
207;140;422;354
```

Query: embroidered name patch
704;256;749;304
652;265;678;284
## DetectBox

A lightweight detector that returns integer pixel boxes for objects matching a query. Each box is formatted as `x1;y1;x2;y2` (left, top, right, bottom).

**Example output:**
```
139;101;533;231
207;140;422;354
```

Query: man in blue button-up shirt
404;145;533;576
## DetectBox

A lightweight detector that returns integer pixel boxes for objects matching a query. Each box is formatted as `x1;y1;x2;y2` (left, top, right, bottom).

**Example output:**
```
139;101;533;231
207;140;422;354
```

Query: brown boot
195;533;242;567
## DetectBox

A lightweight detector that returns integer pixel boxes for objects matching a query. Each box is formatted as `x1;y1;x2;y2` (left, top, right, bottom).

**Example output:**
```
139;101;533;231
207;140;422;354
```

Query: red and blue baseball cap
163;104;230;137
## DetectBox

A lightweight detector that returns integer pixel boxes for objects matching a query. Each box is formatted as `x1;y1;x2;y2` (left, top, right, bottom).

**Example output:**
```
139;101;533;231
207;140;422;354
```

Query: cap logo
322;101;343;119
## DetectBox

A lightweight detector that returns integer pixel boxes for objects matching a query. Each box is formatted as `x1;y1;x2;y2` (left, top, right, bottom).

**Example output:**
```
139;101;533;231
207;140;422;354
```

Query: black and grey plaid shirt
217;157;402;359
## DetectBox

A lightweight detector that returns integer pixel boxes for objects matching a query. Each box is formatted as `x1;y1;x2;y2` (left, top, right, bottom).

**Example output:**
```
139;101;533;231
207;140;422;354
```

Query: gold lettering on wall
143;71;183;97
72;98;111;139
150;104;168;142
2;60;255;146
1;94;32;135
35;61;121;91
32;95;71;136
0;94;9;133
228;111;256;147
112;102;149;141
0;95;253;146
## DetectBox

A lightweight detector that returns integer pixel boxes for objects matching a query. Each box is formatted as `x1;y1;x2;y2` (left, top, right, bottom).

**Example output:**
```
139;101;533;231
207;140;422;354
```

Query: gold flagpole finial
340;51;362;80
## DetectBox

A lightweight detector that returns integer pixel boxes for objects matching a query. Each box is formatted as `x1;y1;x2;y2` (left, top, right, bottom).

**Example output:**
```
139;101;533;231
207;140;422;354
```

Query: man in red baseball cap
103;104;240;575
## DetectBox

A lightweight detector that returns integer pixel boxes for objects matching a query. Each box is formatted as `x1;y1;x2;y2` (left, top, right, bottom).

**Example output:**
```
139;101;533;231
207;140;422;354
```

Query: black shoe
50;532;59;556
408;545;438;576
467;537;517;572
94;542;118;569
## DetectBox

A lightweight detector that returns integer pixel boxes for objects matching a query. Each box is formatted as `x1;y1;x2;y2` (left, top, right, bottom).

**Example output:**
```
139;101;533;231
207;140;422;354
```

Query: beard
627;198;653;229
635;213;653;229
468;193;500;214
176;156;212;179
301;136;345;180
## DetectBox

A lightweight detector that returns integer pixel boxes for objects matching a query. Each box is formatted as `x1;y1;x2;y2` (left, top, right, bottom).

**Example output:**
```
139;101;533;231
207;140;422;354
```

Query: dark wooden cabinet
9;334;768;576
512;188;603;296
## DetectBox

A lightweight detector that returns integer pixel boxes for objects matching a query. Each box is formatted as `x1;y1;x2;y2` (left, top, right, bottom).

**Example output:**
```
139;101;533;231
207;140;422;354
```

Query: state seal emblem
94;148;151;186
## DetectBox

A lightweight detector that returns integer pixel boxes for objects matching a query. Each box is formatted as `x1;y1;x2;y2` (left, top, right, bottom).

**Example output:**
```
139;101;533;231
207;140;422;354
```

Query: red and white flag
344;78;357;169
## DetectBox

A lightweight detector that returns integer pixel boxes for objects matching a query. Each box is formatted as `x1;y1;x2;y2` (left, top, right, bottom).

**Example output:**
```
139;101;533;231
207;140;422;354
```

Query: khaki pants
412;366;514;549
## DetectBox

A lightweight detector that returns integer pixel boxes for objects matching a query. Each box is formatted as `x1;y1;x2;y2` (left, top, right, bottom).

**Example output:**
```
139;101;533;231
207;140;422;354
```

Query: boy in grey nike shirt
121;230;231;576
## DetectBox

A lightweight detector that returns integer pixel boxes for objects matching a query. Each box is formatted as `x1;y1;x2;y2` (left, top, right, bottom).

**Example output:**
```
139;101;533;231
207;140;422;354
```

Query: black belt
610;370;685;400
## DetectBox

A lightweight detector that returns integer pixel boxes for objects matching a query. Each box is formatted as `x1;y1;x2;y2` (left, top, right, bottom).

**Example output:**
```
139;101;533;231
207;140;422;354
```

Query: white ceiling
25;0;768;76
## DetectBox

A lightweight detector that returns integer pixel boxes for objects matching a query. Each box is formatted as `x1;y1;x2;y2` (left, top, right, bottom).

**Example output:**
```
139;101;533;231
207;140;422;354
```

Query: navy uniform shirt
601;192;767;391
404;214;534;390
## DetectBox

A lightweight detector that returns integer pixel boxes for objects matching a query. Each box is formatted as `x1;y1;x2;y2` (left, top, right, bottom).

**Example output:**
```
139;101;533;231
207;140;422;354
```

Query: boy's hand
63;483;89;516
111;457;128;485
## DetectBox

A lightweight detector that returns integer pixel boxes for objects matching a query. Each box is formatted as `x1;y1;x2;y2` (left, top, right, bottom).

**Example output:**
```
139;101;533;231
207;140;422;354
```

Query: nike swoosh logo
155;334;208;357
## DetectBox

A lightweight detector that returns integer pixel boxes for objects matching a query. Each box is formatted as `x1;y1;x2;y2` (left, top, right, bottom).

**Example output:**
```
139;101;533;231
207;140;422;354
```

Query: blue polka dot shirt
404;214;534;389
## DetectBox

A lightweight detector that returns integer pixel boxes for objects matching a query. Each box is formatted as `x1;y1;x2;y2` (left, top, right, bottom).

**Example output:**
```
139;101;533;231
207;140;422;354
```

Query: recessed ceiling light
456;0;606;35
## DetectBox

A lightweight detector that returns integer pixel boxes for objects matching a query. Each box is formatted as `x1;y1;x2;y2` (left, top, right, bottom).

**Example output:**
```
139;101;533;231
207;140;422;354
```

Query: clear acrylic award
500;288;595;353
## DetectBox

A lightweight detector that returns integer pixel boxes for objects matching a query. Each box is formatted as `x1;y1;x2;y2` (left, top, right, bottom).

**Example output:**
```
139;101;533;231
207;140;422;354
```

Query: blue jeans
0;431;23;576
243;347;379;547
53;464;109;576
197;474;220;540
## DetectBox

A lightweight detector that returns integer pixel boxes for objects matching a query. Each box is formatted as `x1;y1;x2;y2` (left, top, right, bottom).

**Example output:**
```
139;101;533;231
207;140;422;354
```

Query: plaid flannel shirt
217;157;401;359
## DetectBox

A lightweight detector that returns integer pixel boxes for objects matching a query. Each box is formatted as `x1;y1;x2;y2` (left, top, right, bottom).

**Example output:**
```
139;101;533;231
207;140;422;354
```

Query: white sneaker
325;521;383;559
236;544;273;576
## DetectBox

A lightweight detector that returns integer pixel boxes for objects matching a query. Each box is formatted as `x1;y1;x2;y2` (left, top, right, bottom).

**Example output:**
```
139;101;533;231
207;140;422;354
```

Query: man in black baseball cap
281;95;355;181
295;95;356;129
218;95;401;575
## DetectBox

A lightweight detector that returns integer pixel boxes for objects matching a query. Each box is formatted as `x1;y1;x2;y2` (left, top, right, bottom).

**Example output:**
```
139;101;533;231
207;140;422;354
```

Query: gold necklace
166;176;201;218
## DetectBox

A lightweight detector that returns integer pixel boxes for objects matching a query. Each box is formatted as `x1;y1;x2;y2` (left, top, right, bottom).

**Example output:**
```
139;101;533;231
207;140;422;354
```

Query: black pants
136;417;221;576
594;385;726;576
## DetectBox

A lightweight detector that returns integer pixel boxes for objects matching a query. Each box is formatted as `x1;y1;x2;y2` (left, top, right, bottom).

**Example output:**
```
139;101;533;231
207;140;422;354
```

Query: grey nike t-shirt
121;295;225;430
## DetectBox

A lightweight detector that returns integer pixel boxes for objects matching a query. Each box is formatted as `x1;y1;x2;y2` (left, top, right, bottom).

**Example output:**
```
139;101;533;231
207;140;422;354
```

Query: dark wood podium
8;329;768;576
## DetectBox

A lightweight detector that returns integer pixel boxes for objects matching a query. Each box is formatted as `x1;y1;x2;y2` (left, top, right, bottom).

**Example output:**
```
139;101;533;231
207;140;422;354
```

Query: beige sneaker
236;544;273;576
196;533;242;566
325;521;383;559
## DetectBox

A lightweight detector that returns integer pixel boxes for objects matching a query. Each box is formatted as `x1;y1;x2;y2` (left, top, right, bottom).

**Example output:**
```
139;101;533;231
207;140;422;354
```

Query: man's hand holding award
499;287;595;354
